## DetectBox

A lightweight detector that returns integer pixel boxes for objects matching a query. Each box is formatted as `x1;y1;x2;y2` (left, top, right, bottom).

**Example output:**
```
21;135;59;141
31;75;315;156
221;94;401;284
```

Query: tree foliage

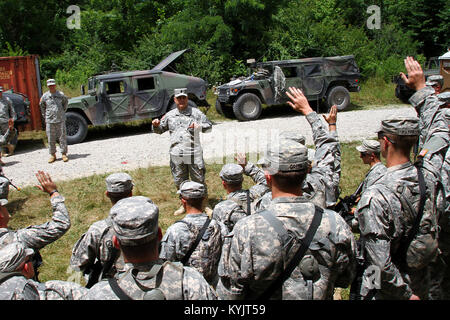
0;0;447;88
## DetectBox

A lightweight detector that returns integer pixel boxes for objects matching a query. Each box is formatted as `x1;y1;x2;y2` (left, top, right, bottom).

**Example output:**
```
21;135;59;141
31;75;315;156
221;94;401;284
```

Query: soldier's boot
173;205;186;216
48;154;56;164
62;154;69;162
5;144;15;157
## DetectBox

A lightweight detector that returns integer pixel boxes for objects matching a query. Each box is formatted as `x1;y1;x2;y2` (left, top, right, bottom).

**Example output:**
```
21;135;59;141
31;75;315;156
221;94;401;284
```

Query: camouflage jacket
355;161;441;300
217;196;357;300
409;87;449;172
361;162;387;194
213;162;270;232
84;260;218;300
0;275;88;300
159;213;227;283
153;106;212;156
253;112;340;212
70;217;123;277
0;194;71;250
39;90;69;124
0;96;15;124
0;128;11;145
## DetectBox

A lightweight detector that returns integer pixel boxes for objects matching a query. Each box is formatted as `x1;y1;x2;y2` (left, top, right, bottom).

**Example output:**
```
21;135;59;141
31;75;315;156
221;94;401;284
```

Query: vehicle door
132;74;166;118
101;78;132;122
272;65;302;104
301;64;325;99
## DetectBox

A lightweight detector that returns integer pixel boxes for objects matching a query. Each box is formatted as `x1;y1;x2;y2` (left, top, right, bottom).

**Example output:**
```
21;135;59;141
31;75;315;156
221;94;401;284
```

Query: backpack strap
177;218;211;265
258;205;324;300
108;278;133;300
246;190;251;215
0;272;23;285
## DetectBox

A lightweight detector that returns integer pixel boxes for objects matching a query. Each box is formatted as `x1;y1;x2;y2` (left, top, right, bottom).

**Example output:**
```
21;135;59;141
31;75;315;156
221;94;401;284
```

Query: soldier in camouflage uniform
354;115;442;300
39;79;69;163
0;86;17;163
70;172;134;286
426;75;444;95
152;88;213;216
0;171;70;253
159;181;227;287
212;155;269;233
217;87;356;300
0;242;87;300
0;119;15;166
84;196;218;300
254;105;341;212
356;140;387;193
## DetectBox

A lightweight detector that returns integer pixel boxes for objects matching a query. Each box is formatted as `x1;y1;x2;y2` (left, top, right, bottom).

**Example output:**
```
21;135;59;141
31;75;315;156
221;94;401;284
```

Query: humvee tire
326;86;350;111
232;93;262;121
215;100;235;119
66;111;88;145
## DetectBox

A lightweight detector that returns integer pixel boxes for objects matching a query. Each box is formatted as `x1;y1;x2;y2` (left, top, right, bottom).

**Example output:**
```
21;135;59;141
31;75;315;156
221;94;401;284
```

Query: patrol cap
177;181;206;199
220;164;244;184
356;140;380;154
437;92;450;104
105;172;134;193
174;88;188;98
0;176;9;206
279;130;306;145
0;242;34;272
257;139;309;174
110;196;158;246
377;115;420;136
47;79;56;86
426;75;444;87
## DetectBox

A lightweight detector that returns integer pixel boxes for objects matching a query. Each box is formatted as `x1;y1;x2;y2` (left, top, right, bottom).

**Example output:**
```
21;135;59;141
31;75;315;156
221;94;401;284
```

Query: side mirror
81;84;86;95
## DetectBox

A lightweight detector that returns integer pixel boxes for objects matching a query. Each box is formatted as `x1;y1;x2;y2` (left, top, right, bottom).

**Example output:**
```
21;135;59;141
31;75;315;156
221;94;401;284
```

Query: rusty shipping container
0;55;43;131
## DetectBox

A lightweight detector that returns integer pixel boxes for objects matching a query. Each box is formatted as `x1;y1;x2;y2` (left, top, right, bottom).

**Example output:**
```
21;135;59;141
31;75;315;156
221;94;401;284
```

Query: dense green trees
0;0;448;88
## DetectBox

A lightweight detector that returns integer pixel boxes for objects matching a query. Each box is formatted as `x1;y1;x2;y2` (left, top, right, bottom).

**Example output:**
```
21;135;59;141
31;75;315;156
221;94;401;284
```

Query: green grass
7;141;370;289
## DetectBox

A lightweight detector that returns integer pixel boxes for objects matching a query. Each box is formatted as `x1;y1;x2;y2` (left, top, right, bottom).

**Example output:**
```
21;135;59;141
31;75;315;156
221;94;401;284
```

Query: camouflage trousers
46;122;67;155
0;122;17;146
170;153;206;190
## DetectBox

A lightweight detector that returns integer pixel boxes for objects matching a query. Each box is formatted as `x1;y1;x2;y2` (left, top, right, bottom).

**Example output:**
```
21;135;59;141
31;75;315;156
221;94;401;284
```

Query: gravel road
3;105;416;188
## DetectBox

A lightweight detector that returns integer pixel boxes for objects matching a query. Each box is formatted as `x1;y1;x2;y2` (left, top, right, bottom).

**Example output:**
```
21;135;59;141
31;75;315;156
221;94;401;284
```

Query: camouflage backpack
175;218;223;284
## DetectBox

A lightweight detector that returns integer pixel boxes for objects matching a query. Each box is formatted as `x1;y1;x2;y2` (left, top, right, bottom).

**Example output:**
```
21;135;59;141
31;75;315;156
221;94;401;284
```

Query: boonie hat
110;196;158;246
174;88;188;97
356;140;381;154
106;173;134;193
0;242;35;272
220;164;244;184
177;181;206;199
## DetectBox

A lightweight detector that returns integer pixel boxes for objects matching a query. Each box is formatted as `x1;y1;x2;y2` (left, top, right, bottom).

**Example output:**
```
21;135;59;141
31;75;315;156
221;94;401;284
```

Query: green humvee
66;49;209;144
214;55;361;121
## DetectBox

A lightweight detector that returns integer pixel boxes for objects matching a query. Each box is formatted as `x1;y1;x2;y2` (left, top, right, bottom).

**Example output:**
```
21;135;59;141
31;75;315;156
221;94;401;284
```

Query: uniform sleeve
39;94;46;116
39;280;89;300
0;128;11;145
198;110;212;133
356;188;413;299
244;162;267;185
62;94;69;112
7;98;16;120
15;194;71;250
153;114;169;134
159;223;192;262
182;266;218;300
70;225;103;272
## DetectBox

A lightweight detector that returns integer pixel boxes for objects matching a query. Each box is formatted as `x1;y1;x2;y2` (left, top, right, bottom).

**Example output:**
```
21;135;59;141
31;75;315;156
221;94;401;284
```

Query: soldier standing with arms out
39;79;69;163
152;88;212;216
84;196;218;300
0;86;16;164
217;88;356;300
70;172;134;286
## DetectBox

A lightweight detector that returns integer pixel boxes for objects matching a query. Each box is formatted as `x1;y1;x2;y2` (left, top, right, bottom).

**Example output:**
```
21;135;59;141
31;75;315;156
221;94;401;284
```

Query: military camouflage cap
356;140;380;154
0;242;34;272
257;139;309;174
47;79;56;86
106;172;134;193
426;75;444;87
438;92;450;104
110;196;158;246
279;130;306;145
177;181;206;199
174;88;188;97
377;115;420;136
0;176;9;206
220;164;244;184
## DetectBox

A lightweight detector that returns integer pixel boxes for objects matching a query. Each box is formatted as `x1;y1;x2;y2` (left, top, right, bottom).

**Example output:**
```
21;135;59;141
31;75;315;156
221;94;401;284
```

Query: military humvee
66;49;209;144
214;55;361;121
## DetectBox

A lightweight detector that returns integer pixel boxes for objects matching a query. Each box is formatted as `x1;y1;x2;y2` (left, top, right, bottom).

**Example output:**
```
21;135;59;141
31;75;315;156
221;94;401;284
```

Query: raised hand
400;56;426;91
286;87;313;115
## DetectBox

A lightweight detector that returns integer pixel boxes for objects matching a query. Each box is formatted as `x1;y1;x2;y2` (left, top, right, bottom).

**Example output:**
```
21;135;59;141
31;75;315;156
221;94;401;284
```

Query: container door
101;78;132;122
132;75;166;117
301;64;325;98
